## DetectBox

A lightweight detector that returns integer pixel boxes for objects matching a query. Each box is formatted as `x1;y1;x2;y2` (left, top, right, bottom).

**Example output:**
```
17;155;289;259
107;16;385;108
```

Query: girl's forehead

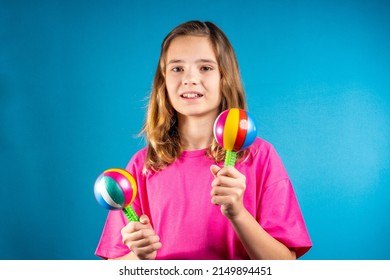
166;35;216;61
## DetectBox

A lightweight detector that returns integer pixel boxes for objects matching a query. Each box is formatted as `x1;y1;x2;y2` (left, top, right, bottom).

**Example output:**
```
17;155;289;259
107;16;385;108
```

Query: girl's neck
178;115;215;150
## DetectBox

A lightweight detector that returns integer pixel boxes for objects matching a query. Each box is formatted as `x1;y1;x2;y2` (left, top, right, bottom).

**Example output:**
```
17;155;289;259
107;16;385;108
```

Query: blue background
1;0;389;260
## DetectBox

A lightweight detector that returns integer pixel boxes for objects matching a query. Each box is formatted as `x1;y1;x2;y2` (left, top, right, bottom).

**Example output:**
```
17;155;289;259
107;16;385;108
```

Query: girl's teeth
183;93;201;98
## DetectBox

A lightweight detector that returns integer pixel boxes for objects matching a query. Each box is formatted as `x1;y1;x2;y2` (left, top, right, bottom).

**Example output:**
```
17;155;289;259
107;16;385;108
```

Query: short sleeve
259;178;312;258
94;210;130;259
257;144;312;258
95;149;146;259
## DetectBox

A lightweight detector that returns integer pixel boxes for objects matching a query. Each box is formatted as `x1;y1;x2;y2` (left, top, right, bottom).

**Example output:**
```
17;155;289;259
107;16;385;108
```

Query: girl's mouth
180;92;204;99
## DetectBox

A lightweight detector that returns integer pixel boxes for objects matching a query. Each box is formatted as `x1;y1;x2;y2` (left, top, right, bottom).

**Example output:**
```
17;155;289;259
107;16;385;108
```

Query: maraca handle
123;205;140;222
224;150;237;167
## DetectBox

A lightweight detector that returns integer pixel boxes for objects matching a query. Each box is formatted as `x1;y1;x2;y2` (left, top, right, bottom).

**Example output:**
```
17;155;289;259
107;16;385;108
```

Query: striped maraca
94;168;139;222
213;108;257;166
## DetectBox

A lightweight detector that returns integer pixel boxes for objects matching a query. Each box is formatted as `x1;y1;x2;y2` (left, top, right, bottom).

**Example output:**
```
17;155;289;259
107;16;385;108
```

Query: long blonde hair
142;20;247;171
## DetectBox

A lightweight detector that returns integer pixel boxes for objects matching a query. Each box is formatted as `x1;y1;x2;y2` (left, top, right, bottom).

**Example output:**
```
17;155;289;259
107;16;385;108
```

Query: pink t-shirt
95;138;312;259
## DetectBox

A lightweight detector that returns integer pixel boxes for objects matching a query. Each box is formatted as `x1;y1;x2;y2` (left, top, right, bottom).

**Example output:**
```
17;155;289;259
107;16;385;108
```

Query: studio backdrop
1;0;389;259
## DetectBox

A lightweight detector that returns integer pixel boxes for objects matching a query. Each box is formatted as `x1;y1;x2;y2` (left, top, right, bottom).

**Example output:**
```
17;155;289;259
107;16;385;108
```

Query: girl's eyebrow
167;58;218;65
166;59;183;65
197;59;218;65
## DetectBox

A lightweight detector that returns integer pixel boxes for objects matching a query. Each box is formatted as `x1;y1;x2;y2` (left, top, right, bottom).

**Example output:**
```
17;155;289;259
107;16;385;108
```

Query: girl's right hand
121;214;162;260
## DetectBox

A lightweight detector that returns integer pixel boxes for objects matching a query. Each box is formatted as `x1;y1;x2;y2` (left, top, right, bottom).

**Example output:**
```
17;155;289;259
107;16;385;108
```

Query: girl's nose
182;69;199;85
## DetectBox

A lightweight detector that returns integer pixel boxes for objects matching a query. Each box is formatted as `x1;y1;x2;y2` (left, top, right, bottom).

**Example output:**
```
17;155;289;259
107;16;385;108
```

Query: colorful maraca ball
213;108;257;152
94;168;137;210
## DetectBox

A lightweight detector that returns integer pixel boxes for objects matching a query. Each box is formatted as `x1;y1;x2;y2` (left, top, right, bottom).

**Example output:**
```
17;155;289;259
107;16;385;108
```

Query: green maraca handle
123;205;140;222
224;150;237;167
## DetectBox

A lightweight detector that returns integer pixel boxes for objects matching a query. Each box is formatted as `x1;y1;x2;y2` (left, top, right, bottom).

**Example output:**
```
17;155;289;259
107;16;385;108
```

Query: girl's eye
171;66;183;72
201;66;213;71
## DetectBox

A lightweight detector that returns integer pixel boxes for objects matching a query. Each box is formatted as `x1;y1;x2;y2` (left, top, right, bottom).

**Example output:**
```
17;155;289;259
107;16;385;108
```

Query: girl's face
165;35;221;121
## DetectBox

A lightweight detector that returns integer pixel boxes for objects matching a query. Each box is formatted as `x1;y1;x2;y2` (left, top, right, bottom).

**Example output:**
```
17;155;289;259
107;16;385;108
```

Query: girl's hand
121;214;162;260
210;164;247;220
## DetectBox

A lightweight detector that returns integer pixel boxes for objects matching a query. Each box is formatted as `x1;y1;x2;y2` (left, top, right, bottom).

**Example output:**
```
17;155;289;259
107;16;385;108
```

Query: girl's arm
109;252;139;260
229;208;296;260
109;251;139;260
210;165;296;260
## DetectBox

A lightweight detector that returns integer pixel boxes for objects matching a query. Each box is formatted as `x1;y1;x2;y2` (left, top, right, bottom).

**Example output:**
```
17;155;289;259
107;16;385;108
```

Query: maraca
94;168;139;222
213;108;257;166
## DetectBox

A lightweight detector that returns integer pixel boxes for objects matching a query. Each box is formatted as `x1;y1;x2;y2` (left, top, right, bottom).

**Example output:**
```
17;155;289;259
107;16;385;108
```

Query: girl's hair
141;20;247;172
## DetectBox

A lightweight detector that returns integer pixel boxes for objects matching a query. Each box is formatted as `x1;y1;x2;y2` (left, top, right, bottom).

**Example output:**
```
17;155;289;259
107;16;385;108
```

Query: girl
95;20;312;260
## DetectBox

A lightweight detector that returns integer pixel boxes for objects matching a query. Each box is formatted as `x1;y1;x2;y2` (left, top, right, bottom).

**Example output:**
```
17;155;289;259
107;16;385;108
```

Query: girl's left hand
210;164;246;220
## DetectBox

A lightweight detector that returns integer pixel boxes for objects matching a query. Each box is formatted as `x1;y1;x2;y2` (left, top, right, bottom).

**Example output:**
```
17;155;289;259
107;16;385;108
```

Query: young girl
95;20;312;260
